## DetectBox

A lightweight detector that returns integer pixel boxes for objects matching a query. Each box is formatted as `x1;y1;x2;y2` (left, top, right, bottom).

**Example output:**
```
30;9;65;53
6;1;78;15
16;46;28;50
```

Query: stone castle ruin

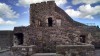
0;1;100;56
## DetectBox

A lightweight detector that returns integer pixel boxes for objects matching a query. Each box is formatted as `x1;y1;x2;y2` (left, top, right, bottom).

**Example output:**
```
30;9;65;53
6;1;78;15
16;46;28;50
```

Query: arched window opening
48;17;53;27
80;35;86;43
14;33;23;45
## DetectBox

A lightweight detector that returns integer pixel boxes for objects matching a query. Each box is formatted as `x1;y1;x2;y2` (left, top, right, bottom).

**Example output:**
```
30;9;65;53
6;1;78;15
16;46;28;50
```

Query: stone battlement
30;1;55;9
30;1;56;15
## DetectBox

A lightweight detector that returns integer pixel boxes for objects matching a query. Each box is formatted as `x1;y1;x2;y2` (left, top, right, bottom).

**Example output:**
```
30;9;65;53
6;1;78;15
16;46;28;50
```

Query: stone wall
13;1;95;53
0;31;13;49
56;45;95;56
20;26;93;53
11;45;36;56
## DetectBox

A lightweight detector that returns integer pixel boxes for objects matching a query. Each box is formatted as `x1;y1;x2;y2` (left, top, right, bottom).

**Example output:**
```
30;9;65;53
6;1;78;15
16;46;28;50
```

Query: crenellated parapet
30;1;55;15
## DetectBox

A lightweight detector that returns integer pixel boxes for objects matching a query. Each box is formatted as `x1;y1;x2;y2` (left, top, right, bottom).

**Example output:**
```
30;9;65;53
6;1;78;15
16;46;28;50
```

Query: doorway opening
14;33;23;45
48;17;53;27
80;35;86;43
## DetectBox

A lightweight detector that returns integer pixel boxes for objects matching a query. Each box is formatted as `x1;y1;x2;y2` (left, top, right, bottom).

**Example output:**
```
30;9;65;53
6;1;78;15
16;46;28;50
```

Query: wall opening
56;19;61;26
14;33;23;45
80;35;86;43
48;17;53;27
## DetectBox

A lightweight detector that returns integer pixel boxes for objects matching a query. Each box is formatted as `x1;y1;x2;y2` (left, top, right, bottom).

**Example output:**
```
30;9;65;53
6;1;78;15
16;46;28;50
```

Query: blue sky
0;0;100;30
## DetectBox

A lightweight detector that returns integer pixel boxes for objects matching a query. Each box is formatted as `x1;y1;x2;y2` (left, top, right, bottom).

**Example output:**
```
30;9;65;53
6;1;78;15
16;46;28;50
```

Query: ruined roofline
30;1;55;10
0;31;13;34
0;30;13;31
14;25;29;28
14;26;26;30
30;1;55;5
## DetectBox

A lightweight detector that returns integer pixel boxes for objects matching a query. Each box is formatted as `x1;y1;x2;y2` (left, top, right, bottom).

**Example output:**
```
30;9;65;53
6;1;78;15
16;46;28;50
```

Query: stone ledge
57;44;94;49
56;44;95;56
12;45;36;52
11;45;37;56
12;45;36;48
32;53;64;56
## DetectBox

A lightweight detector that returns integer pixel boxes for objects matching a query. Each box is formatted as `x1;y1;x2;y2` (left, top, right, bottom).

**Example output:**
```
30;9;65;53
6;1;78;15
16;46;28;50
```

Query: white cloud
54;0;67;5
0;3;19;19
17;0;67;7
65;9;81;17
65;5;100;19
0;18;16;25
85;15;94;19
78;4;100;19
72;0;100;5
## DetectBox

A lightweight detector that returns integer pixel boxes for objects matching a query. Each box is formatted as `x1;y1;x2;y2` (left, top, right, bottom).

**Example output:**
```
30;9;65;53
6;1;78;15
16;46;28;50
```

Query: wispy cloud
72;0;100;5
0;3;19;19
65;4;100;19
0;18;16;25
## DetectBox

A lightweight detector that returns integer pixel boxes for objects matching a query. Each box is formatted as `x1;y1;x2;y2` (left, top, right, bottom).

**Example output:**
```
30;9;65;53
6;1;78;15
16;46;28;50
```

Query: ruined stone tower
13;1;95;56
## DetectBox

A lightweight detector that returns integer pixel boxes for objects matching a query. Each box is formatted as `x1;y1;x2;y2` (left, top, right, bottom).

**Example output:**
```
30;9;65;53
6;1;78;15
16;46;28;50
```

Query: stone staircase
32;53;64;56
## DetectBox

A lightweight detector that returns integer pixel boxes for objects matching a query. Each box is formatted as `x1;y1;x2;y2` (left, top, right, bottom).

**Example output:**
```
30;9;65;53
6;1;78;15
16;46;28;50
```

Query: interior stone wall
0;31;13;49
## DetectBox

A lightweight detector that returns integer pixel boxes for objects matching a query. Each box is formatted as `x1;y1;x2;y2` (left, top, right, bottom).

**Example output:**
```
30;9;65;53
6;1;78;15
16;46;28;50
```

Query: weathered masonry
0;31;13;49
1;1;100;56
11;1;96;56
